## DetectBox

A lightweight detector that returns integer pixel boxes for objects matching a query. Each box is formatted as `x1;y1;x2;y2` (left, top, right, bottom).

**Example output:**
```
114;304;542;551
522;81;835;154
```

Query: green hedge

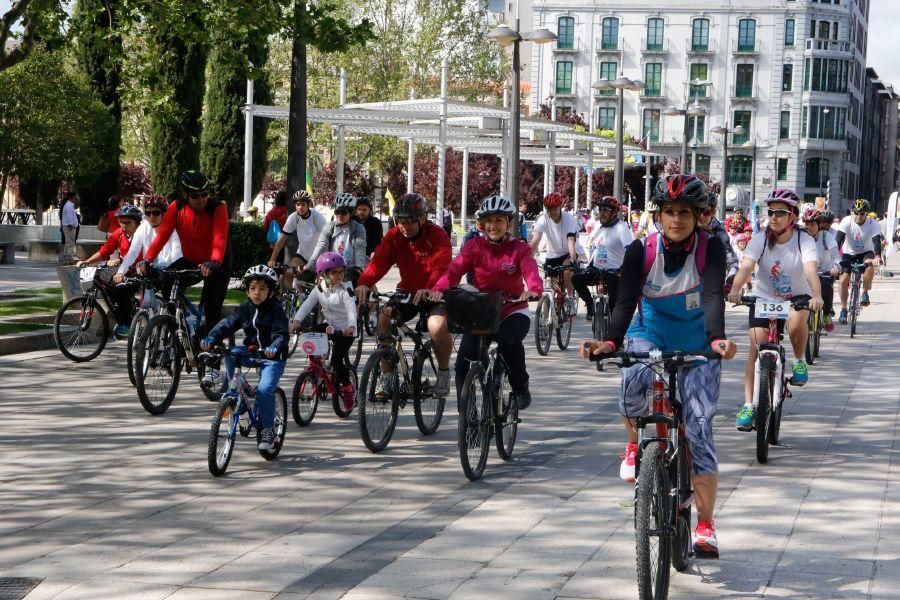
230;220;269;277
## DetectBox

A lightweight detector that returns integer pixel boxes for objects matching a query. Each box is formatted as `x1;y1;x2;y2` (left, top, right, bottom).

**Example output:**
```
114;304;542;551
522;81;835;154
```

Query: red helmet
543;192;563;208
144;194;168;211
596;196;621;211
803;208;823;223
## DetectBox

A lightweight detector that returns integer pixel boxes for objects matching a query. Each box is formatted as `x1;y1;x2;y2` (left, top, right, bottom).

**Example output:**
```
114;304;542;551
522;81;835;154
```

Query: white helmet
477;195;515;218
242;264;278;290
333;192;357;211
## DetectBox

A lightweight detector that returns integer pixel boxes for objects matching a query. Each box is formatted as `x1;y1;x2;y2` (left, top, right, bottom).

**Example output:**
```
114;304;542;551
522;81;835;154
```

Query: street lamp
689;138;700;174
593;75;645;200
711;124;747;220
820;107;830;195
488;20;557;205
742;138;770;204
663;79;712;172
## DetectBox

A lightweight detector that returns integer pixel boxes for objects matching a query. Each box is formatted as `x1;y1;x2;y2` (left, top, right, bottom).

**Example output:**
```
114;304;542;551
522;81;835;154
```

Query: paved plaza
1;267;899;599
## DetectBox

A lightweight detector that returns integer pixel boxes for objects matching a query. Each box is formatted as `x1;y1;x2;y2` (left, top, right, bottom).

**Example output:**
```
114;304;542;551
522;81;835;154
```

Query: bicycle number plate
79;266;98;282
755;298;789;319
298;333;329;356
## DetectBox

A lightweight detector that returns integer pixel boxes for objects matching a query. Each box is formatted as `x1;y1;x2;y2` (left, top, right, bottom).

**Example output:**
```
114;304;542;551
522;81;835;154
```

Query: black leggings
820;275;834;315
312;322;353;385
166;258;231;336
105;282;138;325
573;268;620;314
455;312;530;399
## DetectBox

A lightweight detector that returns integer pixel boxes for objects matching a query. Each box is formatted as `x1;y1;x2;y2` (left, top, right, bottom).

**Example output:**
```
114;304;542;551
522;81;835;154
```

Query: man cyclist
530;192;579;306
354;195;384;259
572;196;633;321
836;199;882;319
354;192;453;398
268;190;326;290
803;208;840;331
304;192;367;285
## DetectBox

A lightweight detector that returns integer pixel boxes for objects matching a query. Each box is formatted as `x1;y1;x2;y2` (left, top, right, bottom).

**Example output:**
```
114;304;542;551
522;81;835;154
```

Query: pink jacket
433;235;543;317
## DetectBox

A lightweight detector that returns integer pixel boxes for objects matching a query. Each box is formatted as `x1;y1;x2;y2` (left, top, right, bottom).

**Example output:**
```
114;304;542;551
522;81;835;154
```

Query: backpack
266;219;282;245
642;230;710;281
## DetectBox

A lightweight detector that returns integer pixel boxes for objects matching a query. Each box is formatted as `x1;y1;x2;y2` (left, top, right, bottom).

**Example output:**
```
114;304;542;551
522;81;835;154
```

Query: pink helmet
735;232;752;244
765;188;801;213
315;251;345;274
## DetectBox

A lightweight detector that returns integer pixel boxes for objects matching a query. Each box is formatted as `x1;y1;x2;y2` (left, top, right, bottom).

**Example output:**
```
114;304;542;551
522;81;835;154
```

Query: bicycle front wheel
127;308;151;386
635;444;671;600
493;361;518;461
258;387;287;460
670;446;692;573
592;297;608;342
134;314;182;415
291;371;321;426
458;363;491;480
805;311;817;365
534;295;552;356
849;281;859;338
208;397;238;476
755;361;775;464
54;295;110;362
358;349;400;453
412;345;445;436
556;297;574;350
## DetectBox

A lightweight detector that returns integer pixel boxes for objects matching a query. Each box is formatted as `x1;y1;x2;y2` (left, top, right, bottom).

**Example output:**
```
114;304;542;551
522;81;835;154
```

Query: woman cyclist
727;189;823;430
803;208;840;332
581;174;736;557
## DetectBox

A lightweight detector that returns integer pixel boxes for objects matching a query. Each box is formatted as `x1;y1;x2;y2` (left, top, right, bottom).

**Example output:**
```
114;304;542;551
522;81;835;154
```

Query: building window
642;109;660;143
805;158;829;188
598;107;616;130
557;17;575;49
777;157;789;181
736;64;754;97
555;61;573;94
644;63;662;96
598;61;617;95
785;18;795;46
733;110;751;144
688;115;705;143
782;64;793;91
780;111;791;139
692;18;710;51
804;106;847;139
647;18;665;50
738;19;756;51
601;17;619;50
688;154;711;176
689;64;709;97
728;155;753;184
818;20;830;39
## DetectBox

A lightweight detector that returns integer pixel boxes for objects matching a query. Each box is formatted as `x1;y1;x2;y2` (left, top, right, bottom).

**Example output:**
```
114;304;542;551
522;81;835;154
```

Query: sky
867;2;900;88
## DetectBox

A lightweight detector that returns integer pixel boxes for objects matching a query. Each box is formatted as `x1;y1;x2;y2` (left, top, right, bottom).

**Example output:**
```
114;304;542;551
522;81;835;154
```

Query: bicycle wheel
635;444;672;600
134;314;182;415
458;363;491;480
493;361;518;461
291;371;321;426
196;352;227;402
592;297;608;342
755;359;774;464
670;445;692;573
534;295;552;356
358;349;400;453
805;311;817;365
849;281;859;338
768;379;787;446
350;314;365;369
208;396;238;476
258;387;287;460
556;298;574;350
331;362;358;419
412;345;445;436
54;295;110;362
127;309;150;386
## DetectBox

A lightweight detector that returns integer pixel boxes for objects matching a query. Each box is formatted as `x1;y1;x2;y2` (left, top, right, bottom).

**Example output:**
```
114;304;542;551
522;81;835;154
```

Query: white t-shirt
587;220;633;270
812;229;839;273
837;215;881;256
283;209;326;261
117;221;183;275
744;230;818;300
533;212;580;259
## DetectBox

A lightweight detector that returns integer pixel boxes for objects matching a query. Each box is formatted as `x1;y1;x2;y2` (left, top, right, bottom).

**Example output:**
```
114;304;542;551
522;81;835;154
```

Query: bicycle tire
331;362;358;419
127;309;151;386
208;396;237;476
805;311;816;365
291;371;321;426
54;295;110;362
768;379;786;446
556;297;574;350
493;360;518;461
134;314;182;415
412;344;445;436
755;360;774;464
458;362;491;481
196;353;226;402
358;349;400;453
287;330;301;358
592;297;608;342
670;445;692;573
258;387;287;460
351;313;365;369
849;280;859;338
534;295;552;356
635;444;671;600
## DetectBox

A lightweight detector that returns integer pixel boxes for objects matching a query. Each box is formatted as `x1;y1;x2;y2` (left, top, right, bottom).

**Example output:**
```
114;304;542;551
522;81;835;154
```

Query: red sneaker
693;520;719;558
340;384;356;412
619;442;637;482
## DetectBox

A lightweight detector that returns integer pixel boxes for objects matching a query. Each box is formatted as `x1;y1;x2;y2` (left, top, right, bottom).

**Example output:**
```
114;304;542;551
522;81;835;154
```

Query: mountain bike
127;277;166;386
358;291;444;452
290;330;358;425
585;267;616;343
201;346;287;476
592;350;722;600
534;264;578;355
846;262;871;338
805;280;826;365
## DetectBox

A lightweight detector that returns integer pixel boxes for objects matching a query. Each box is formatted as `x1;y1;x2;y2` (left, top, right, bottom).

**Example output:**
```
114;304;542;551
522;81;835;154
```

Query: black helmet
706;191;718;210
356;195;373;208
394;193;427;219
651;174;708;209
179;170;210;192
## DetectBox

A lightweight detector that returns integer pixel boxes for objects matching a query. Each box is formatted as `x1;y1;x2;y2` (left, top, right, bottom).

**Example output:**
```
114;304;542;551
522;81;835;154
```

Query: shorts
544;255;571;270
392;299;447;326
747;293;810;331
840;251;875;274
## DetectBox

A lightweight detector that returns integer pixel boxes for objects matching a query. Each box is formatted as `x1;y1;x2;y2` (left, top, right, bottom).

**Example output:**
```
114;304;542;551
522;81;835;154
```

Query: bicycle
846;262;871;338
357;291;444;453
591;349;723;599
127;277;166;386
738;295;809;464
201;346;287;476
290;330;359;425
534;264;578;355
805;274;830;365
584;267;616;343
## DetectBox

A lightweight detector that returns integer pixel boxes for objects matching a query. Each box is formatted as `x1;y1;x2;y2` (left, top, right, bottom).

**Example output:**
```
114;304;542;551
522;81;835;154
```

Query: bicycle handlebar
588;349;723;366
737;295;810;310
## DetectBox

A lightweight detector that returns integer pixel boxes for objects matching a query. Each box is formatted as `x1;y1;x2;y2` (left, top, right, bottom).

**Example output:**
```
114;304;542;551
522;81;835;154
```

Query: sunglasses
853;211;867;216
189;191;209;200
768;209;792;218
145;210;163;217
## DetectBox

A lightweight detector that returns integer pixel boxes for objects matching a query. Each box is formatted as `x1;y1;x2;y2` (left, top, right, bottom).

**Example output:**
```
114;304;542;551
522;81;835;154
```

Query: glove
200;336;215;351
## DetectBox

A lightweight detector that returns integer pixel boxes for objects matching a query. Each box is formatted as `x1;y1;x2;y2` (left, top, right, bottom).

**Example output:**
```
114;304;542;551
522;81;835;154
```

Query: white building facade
529;0;870;214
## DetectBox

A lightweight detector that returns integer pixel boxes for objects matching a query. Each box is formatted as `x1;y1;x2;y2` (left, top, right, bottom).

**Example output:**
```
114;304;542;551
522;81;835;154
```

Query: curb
0;329;56;355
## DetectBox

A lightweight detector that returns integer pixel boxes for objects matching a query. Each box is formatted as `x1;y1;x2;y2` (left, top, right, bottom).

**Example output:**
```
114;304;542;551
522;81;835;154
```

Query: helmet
734;207;744;214
852;198;870;213
651;174;708;209
822;210;835;222
242;264;278;291
473;209;483;220
477;195;515;218
293;190;312;204
543;192;563;208
765;188;801;213
333;192;357;211
179;170;210;192
868;211;878;219
144;195;168;211
735;232;752;244
596;196;621;211
316;251;345;274
706;191;718;210
116;204;143;222
803;208;823;223
356;195;372;208
394;193;427;219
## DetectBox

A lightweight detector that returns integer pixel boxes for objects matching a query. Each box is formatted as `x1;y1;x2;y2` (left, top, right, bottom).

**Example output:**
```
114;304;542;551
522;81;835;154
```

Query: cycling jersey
837;216;881;256
117;220;182;276
282;209;326;261
813;229;839;273
97;227;132;261
308;219;367;271
358;221;451;291
743;230;817;300
145;200;229;265
586;219;633;270
533;212;579;259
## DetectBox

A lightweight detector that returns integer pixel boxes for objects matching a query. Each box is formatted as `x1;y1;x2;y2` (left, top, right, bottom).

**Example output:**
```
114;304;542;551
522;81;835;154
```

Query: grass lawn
0;322;50;335
12;287;62;295
185;288;245;305
0;296;62;317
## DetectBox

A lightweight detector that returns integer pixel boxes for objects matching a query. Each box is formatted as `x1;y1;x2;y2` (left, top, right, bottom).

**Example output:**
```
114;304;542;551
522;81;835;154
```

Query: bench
0;241;14;264
27;240;105;263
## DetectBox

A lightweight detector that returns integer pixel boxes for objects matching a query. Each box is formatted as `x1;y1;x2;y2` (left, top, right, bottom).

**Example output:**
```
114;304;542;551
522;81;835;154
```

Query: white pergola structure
241;64;657;225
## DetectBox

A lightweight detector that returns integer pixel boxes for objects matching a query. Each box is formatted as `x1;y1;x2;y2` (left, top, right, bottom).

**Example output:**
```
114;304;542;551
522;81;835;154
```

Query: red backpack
642;230;710;281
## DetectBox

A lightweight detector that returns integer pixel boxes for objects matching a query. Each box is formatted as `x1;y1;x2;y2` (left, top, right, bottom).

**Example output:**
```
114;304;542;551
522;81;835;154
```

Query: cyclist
573;196;633;321
836;199;883;318
114;195;182;282
698;192;739;286
354;196;384;259
530;192;579;308
727;189;823;429
304;193;367;285
268;190;326;290
580;174;736;557
140;170;231;334
201;265;289;451
354;192;453;399
803;208;840;332
430;195;542;408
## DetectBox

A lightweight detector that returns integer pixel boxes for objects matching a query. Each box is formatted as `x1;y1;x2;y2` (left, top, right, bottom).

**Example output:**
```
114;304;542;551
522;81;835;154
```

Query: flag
385;188;396;217
305;168;313;195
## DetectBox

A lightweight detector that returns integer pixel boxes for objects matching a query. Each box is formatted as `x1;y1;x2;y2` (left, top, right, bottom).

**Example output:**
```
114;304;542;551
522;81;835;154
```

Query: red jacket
358;221;451;291
98;228;134;261
145;200;229;265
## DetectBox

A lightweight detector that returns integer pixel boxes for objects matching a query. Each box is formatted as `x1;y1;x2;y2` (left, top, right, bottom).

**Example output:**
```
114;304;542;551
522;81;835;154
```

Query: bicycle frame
751;320;785;414
378;297;431;394
302;354;339;395
635;366;684;475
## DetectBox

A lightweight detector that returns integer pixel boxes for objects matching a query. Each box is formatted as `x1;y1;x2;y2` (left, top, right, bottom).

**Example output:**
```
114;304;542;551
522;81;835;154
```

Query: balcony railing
805;39;853;53
686;38;716;54
641;37;668;53
733;39;758;54
553;37;578;52
642;84;664;98
730;84;760;103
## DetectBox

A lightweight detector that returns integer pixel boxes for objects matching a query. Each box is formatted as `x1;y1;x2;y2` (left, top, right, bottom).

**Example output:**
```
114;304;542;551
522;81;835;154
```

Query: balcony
804;38;853;56
552;37;578;54
641;84;665;99
686;38;716;56
596;37;623;55
733;39;759;56
730;84;760;104
641;37;669;55
653;129;710;147
799;137;846;152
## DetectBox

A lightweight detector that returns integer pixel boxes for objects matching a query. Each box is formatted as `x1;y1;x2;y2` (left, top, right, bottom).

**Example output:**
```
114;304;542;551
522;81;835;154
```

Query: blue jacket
207;297;289;361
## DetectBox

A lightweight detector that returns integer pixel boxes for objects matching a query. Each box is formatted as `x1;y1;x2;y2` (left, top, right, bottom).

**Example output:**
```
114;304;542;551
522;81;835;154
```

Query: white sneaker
619;443;638;482
433;370;451;398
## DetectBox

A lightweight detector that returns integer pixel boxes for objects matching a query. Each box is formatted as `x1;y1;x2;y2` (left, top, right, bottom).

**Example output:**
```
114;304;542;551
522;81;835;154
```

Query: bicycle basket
298;332;329;356
443;286;502;335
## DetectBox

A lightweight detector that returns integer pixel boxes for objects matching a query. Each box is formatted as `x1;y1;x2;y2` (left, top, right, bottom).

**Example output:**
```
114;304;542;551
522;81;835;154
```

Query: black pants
573;268;620;315
820;275;834;315
455;312;530;399
312;322;353;385
105;281;138;326
167;258;231;336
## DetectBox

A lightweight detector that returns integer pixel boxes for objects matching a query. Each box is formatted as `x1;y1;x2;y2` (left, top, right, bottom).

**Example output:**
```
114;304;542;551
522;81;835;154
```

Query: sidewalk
0;252;63;293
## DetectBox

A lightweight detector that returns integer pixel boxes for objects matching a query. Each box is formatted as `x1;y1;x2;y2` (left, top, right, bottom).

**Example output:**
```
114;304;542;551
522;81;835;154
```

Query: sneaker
566;296;576;315
433;369;451;398
340;384;356;412
861;291;870;306
693;520;719;558
823;314;835;332
585;308;594;322
113;324;130;339
790;360;808;386
735;405;755;431
258;428;275;451
620;442;637;482
513;386;531;410
839;308;848;325
374;373;392;400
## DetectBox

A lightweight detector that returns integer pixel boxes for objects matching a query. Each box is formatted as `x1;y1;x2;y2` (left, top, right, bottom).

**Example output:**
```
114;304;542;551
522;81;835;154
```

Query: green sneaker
736;405;755;431
790;360;808;386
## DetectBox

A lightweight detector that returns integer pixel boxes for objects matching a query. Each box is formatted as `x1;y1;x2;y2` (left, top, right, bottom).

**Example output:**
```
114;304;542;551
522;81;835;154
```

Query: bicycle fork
752;351;784;411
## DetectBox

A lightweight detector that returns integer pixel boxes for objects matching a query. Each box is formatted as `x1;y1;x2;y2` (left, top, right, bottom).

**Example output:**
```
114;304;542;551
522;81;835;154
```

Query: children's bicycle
290;331;358;426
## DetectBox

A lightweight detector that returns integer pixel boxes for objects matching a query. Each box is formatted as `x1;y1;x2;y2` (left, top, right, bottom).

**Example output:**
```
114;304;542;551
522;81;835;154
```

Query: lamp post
820;107;830;195
689;138;699;174
593;75;645;200
488;18;557;204
711;124;747;221
663;79;712;172
743;139;770;204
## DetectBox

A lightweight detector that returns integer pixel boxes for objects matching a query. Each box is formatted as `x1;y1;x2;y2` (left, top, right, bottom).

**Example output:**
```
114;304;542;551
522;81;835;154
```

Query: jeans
455;312;530;399
573;268;620;315
62;226;77;263
224;347;285;429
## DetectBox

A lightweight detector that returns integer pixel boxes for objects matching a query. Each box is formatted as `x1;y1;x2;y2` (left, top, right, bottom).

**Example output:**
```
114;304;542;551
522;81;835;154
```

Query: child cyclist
201;265;289;450
429;195;542;409
291;251;357;412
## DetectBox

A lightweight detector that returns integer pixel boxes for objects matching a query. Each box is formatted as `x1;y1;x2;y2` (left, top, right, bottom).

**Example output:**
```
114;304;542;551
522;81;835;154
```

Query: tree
0;0;65;72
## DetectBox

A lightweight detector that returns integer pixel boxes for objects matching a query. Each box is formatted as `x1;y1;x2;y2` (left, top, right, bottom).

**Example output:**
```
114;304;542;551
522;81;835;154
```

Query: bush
229;220;269;277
